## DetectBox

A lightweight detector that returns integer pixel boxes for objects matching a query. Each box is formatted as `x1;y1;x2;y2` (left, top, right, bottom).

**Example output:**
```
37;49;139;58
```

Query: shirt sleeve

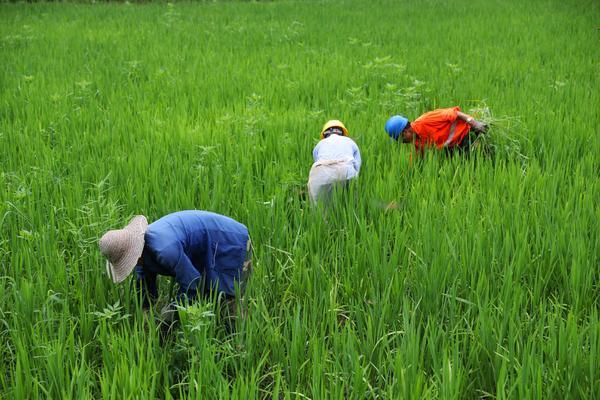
154;243;201;301
352;142;361;173
312;143;319;163
441;106;460;122
135;265;157;309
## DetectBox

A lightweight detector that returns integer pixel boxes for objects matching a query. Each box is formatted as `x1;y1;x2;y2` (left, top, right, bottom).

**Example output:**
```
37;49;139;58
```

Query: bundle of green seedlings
468;102;529;169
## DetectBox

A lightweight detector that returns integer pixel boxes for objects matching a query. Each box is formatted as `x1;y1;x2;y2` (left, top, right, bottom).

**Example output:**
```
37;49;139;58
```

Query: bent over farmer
385;106;488;151
99;210;252;321
308;119;361;204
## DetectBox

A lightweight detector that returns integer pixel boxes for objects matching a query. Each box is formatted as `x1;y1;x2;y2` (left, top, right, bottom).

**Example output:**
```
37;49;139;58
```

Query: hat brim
107;215;148;284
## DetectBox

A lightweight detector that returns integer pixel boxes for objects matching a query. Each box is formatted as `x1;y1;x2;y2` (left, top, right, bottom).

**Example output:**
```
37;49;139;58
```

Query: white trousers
307;158;357;204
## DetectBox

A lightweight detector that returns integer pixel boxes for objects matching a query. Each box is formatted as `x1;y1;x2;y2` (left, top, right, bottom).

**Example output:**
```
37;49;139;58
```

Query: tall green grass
1;0;598;398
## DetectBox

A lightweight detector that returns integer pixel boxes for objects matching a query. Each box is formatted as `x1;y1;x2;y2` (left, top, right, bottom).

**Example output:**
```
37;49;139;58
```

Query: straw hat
99;215;148;283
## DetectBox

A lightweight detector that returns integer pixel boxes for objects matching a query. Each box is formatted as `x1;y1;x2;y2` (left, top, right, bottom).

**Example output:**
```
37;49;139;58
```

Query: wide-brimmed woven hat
99;215;148;283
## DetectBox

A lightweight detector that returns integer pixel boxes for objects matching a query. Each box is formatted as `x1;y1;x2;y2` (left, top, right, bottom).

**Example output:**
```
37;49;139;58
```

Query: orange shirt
411;106;470;149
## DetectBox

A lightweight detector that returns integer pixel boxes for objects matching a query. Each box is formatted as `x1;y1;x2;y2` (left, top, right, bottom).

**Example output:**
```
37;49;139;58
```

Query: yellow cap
320;120;349;139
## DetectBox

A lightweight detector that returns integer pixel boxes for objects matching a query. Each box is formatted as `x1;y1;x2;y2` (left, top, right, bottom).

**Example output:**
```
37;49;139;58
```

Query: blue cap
385;115;409;140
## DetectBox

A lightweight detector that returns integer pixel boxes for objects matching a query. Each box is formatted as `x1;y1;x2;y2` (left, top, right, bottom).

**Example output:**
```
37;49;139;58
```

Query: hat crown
385;115;408;139
320;119;349;139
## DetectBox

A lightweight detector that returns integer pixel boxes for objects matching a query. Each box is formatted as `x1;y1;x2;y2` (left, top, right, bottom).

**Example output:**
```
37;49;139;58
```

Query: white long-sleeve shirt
312;135;361;178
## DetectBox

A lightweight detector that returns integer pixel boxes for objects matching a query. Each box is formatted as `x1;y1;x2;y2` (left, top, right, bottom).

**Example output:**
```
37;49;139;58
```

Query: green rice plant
0;0;598;398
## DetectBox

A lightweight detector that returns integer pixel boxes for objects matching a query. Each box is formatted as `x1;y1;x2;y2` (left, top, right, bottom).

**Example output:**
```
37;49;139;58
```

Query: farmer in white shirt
308;120;361;204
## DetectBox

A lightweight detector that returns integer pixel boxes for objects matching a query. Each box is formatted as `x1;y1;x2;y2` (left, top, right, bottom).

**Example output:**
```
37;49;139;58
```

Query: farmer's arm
312;141;321;163
154;244;201;303
135;265;158;309
456;111;474;123
456;111;488;133
353;143;362;173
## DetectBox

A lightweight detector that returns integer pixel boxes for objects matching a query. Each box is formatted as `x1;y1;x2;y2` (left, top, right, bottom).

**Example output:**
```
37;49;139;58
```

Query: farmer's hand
471;120;488;134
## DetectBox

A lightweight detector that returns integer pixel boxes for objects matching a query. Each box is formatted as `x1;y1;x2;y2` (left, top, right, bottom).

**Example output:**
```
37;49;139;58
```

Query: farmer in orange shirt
384;107;488;151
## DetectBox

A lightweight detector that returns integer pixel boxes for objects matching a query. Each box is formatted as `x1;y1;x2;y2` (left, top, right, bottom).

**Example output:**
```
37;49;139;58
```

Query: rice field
1;0;598;398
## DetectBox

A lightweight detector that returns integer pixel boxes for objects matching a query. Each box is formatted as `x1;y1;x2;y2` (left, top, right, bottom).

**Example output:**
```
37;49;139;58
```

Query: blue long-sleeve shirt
134;210;249;303
312;135;361;178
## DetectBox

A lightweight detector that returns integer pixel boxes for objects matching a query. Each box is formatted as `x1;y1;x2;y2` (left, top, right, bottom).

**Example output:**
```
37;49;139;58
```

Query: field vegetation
1;0;598;398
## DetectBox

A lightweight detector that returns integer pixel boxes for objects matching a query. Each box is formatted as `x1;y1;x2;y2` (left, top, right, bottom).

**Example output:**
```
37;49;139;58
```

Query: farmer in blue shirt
99;210;253;323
